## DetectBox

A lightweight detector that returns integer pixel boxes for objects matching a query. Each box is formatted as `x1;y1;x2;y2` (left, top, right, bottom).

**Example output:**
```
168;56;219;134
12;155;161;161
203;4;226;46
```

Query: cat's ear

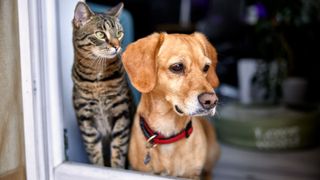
106;2;123;18
122;33;165;93
73;2;94;28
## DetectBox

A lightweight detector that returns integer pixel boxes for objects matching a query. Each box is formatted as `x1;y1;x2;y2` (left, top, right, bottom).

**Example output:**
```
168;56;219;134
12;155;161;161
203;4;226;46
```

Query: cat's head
73;2;124;59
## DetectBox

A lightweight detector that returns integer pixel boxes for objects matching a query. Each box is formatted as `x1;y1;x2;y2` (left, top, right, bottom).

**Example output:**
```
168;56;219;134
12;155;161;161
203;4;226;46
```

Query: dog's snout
198;92;218;110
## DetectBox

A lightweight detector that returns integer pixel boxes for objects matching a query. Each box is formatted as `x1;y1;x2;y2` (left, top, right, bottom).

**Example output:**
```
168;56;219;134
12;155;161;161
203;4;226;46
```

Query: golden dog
122;32;220;179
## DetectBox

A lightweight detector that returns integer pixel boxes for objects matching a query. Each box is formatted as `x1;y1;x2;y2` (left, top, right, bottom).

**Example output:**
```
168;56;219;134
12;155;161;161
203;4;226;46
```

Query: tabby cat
72;2;133;168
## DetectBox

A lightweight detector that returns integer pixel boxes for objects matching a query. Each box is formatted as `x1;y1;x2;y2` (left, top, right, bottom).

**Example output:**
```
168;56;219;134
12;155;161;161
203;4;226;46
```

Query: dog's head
122;32;219;116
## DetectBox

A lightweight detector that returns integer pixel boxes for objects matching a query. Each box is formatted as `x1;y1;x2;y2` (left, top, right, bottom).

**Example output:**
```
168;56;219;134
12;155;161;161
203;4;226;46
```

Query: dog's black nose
198;92;218;110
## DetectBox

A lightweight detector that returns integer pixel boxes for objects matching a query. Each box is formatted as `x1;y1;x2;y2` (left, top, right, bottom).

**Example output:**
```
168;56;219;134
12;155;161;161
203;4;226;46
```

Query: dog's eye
203;64;210;73
169;63;184;74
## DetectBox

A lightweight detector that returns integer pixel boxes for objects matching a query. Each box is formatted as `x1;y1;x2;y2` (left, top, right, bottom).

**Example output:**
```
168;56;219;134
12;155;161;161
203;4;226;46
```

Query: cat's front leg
74;98;105;166
80;126;104;166
110;111;131;168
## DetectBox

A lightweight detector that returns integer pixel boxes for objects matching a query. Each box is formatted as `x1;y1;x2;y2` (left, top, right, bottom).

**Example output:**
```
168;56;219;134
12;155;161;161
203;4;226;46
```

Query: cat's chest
91;96;113;134
75;81;118;97
97;72;104;80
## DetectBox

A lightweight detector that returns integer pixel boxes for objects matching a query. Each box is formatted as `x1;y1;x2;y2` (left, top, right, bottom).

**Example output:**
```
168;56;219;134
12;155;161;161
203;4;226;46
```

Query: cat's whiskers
100;58;107;73
95;59;102;72
89;58;96;68
98;58;104;73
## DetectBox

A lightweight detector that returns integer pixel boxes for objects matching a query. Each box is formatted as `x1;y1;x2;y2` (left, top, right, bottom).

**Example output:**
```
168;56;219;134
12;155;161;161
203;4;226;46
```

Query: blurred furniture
213;102;320;180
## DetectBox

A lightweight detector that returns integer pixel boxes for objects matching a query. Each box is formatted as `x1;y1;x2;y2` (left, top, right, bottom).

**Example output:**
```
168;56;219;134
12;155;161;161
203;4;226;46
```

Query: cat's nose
110;39;120;48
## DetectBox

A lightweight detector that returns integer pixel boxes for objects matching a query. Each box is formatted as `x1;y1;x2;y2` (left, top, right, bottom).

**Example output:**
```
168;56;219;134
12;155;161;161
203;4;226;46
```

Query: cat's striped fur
72;2;133;168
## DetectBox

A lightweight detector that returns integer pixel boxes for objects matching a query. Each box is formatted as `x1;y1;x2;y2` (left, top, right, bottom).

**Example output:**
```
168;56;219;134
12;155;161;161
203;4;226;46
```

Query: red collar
139;116;193;146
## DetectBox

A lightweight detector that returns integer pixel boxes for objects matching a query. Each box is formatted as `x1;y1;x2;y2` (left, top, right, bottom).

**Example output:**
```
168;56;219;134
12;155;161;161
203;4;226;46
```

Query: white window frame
17;0;171;179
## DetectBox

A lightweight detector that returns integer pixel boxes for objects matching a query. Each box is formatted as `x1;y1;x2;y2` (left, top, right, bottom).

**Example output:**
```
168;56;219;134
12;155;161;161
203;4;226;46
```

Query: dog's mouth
174;105;184;114
174;104;216;116
189;108;216;116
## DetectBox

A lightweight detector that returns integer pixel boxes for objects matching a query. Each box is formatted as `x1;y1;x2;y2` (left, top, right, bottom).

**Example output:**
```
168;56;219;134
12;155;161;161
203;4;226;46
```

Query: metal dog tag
144;135;158;165
144;152;151;165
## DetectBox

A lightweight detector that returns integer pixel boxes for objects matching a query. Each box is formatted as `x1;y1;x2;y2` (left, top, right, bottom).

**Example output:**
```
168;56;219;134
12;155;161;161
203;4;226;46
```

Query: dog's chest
150;143;204;177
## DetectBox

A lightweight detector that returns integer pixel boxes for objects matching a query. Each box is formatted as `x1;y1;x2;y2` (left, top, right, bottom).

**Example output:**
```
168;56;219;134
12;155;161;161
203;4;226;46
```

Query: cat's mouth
95;47;121;59
107;47;121;54
106;50;119;58
108;47;121;57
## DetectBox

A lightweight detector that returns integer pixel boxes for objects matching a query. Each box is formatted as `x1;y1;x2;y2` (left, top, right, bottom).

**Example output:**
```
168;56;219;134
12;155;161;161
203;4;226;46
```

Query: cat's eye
117;31;124;39
169;63;184;74
95;31;106;39
203;64;210;73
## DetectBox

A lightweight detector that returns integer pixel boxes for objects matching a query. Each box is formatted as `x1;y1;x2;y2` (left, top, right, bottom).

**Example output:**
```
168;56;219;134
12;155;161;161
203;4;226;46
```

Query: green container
214;104;320;150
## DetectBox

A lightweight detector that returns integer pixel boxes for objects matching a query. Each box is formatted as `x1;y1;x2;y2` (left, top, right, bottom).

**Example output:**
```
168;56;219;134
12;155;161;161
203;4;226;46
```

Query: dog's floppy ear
192;32;219;88
122;33;164;93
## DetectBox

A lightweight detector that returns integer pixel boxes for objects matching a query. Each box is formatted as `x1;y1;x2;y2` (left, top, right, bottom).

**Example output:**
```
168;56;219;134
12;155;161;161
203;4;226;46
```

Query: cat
72;1;133;168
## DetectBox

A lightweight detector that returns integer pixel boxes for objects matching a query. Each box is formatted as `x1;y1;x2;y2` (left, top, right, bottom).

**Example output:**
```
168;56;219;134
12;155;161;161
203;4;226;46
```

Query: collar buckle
146;134;158;149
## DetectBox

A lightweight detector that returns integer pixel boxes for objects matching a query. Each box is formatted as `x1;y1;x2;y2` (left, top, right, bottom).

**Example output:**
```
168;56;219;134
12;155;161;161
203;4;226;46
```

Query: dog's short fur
122;32;220;179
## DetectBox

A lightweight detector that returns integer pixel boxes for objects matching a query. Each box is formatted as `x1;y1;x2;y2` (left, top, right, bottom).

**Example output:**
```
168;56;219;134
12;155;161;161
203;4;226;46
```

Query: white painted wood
40;0;65;169
55;162;176;180
18;0;64;179
18;0;48;180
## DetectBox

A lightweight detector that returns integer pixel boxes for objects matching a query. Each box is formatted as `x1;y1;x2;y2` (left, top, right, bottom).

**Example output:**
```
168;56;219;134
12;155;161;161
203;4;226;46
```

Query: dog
122;32;220;179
